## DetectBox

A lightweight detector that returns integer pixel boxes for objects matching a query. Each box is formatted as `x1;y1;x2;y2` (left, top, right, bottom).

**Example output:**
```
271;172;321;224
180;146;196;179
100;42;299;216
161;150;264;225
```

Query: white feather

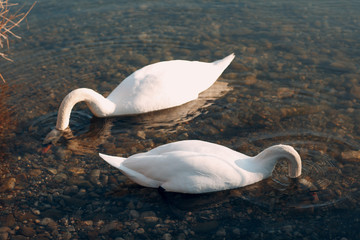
99;140;302;194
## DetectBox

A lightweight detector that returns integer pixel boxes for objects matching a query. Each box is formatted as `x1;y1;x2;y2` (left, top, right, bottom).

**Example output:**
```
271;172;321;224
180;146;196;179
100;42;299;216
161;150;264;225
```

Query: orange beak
42;144;52;154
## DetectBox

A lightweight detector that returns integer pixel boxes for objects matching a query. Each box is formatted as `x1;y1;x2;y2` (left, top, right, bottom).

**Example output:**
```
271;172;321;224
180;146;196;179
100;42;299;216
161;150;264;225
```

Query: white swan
44;54;235;143
99;140;302;194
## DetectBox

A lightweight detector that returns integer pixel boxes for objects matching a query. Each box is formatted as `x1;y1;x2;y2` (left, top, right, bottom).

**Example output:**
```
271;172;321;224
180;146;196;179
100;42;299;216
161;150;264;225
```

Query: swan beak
42;144;52;154
43;128;63;145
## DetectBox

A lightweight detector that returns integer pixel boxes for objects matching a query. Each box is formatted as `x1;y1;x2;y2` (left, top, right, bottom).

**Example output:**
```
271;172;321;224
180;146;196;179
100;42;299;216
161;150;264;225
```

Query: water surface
0;0;359;239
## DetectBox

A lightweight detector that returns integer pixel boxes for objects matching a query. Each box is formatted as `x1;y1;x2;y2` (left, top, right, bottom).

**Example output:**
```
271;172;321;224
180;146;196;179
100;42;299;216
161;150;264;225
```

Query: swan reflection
32;81;233;155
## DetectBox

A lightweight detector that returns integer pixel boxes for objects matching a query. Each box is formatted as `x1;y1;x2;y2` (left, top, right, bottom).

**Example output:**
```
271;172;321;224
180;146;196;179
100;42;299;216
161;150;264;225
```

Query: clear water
0;0;359;239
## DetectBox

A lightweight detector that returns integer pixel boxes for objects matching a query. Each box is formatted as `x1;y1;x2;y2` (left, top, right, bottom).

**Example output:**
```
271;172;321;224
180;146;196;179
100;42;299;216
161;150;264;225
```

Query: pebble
62;231;72;240
14;211;36;222
232;228;241;235
283;225;293;234
140;211;158;223
40;217;57;231
350;84;360;97
216;228;226;237
129;222;139;230
68;167;86;175
0;232;8;240
53;173;68;183
135;228;145;234
127;201;135;210
0;214;15;227
69;179;92;189
0;178;16;192
277;87;295;99
329;61;356;72
136;130;146;139
31;209;40;215
47;168;57;175
29;169;42;177
341;151;360;162
99;221;121;234
56;148;71;160
100;174;109;186
19;225;36;237
176;233;186;240
57;165;65;172
89;169;101;185
163;233;172;240
0;227;11;233
243;75;257;85
63;185;79;195
129;210;140;219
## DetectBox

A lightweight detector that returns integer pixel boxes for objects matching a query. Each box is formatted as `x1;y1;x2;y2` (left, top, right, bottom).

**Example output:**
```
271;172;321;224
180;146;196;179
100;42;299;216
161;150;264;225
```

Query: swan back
106;54;235;115
145;140;246;160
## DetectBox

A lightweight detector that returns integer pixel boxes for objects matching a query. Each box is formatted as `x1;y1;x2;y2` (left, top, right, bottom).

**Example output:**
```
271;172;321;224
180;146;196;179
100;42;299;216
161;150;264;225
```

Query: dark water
0;0;359;239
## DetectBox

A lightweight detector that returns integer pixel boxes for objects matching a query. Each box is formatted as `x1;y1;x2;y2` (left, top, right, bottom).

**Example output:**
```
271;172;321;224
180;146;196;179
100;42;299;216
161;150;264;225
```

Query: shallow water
0;0;359;239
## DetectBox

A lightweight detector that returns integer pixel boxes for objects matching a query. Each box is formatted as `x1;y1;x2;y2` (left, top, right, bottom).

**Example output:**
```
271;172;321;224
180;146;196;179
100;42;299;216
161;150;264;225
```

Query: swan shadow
105;177;309;219
106;183;238;219
104;167;356;222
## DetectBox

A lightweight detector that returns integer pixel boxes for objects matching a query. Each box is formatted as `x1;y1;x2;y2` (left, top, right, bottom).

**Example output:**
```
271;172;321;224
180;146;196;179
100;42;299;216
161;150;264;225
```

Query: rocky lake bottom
0;0;359;239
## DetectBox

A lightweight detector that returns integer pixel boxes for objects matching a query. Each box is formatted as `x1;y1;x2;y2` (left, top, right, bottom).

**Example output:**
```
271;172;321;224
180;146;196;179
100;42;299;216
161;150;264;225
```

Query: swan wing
99;153;161;188
99;153;125;168
123;151;243;193
107;54;235;115
146;140;247;161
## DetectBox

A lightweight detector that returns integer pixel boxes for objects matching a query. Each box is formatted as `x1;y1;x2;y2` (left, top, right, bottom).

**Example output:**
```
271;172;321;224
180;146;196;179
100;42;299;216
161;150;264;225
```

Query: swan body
44;54;235;143
99;140;302;194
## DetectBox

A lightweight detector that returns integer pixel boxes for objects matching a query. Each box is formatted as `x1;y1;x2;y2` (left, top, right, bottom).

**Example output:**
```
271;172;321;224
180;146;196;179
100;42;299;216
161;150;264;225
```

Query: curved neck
55;88;115;130
253;144;302;178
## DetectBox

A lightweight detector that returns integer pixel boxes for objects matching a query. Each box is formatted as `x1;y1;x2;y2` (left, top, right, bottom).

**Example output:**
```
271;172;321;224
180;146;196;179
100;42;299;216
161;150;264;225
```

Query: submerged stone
341;151;360;162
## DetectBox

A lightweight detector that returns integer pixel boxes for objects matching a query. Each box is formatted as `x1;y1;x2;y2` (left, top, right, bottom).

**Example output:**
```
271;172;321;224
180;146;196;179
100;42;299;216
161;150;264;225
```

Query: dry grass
0;0;36;82
0;1;35;177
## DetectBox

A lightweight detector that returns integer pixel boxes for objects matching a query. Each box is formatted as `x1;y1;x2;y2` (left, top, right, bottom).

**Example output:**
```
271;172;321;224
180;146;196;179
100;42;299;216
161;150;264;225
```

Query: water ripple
232;130;360;210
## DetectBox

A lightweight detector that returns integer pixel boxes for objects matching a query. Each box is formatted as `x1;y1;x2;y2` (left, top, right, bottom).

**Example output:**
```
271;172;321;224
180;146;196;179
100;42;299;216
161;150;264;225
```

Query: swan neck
55;88;115;130
254;145;302;178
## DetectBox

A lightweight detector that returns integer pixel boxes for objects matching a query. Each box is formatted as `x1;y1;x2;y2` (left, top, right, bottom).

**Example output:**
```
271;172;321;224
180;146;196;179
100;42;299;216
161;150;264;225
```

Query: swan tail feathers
213;53;235;69
99;153;126;169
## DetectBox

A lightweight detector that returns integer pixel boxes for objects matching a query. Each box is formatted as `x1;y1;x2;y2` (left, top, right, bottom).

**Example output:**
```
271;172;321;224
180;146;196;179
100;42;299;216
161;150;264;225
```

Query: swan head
43;128;64;145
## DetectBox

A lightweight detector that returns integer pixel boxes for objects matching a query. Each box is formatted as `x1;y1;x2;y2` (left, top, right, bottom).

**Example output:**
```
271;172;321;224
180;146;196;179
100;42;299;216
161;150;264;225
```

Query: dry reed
0;0;36;82
0;0;35;175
